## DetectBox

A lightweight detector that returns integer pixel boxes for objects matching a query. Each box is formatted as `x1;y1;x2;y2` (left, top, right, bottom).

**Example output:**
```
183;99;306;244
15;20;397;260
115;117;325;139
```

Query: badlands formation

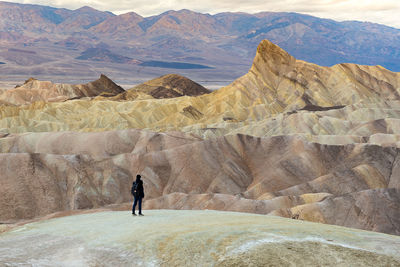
0;40;400;237
0;74;124;106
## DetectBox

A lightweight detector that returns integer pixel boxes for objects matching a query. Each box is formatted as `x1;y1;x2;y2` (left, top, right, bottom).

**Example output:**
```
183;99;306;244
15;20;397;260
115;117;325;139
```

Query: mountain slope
90;12;144;38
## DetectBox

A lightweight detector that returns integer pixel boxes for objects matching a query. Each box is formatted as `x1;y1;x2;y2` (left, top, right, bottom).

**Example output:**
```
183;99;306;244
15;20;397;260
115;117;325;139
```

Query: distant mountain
0;1;113;34
0;1;399;83
76;47;140;64
90;12;144;38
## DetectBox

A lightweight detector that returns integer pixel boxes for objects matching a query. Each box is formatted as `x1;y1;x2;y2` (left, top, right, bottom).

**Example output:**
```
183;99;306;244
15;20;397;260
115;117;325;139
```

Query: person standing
131;174;145;216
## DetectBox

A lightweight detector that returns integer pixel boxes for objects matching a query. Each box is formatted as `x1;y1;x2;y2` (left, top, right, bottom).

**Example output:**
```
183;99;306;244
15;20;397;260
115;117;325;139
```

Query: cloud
8;0;400;28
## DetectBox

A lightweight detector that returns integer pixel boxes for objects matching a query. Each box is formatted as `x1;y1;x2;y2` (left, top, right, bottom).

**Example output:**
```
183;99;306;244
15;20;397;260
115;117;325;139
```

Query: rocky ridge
110;74;211;100
0;74;124;105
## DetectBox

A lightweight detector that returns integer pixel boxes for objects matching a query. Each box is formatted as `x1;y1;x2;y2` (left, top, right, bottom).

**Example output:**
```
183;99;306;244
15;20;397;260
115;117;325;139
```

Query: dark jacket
132;179;144;198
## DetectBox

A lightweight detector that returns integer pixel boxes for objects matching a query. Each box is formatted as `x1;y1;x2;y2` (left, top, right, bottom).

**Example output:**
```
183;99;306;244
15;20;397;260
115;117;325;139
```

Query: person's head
136;174;141;182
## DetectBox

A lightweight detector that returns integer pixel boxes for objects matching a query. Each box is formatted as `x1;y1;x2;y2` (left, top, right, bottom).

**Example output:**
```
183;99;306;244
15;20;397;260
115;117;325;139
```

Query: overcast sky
8;0;400;29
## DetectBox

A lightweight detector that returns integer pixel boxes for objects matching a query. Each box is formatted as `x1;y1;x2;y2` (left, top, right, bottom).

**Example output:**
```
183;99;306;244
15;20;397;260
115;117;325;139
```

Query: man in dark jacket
131;174;145;216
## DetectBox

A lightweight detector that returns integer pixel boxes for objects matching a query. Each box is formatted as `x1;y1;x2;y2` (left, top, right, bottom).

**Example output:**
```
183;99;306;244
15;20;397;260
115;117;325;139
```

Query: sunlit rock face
0;40;400;135
1;210;399;266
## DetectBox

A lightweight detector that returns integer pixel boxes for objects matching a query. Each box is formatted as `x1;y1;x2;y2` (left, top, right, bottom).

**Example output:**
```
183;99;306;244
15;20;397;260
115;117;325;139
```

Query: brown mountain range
1;1;400;85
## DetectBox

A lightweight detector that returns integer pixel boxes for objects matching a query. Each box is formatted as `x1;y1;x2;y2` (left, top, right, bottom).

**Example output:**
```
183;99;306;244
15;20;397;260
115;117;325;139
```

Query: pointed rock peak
163;9;207;17
87;74;125;94
76;6;98;13
129;73;210;99
120;12;143;19
148;74;209;92
99;74;112;81
176;9;195;14
254;40;295;66
250;40;297;78
23;77;37;85
158;73;191;81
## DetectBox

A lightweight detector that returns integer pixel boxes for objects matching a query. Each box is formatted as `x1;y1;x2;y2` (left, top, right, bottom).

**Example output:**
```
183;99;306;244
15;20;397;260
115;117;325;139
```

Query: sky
7;0;400;29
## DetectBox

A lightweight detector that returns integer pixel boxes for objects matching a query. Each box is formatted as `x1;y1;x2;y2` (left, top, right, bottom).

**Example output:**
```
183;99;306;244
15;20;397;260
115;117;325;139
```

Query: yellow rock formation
0;40;399;138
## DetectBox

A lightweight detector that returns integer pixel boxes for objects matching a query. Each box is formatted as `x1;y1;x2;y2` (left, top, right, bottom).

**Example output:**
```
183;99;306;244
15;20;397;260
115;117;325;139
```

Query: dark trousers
132;195;142;214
